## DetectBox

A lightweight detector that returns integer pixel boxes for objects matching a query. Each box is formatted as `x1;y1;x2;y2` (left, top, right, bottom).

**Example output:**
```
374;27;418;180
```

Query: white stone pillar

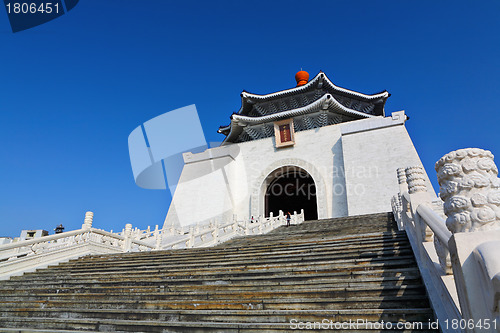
245;218;250;235
154;225;162;250
212;220;219;244
188;226;195;248
436;148;500;233
405;166;433;242
435;148;500;331
122;223;132;251
397;167;409;194
393;168;408;229
82;211;93;229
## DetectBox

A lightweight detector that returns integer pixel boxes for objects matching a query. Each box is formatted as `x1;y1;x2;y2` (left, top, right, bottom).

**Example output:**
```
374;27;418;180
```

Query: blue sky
0;1;499;237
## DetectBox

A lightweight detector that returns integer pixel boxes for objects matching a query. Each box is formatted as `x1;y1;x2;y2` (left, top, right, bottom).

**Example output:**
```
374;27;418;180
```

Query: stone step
10;259;417;288
0;295;430;310
0;284;426;302
38;242;412;270
23;251;416;275
27;247;413;274
68;237;410;265
44;232;408;267
1;268;422;291
0;316;439;333
0;212;438;332
0;274;421;291
13;260;417;286
0;308;434;325
220;230;403;247
0;279;423;296
240;227;398;241
25;242;409;277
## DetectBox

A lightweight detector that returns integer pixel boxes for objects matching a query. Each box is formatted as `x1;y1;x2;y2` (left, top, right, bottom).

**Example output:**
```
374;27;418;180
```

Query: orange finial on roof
295;70;309;86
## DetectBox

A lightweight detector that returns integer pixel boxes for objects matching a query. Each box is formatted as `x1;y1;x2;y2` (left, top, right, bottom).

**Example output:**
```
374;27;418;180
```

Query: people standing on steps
286;212;291;227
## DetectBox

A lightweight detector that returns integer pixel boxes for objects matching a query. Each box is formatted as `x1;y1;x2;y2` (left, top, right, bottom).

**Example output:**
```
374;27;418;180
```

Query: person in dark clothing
286;212;291;227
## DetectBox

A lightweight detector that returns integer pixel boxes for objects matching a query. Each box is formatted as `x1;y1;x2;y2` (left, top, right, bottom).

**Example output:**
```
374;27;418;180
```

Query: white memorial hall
0;71;499;332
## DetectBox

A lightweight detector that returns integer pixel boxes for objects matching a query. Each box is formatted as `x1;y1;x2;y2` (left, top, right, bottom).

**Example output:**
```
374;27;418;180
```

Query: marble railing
0;229;154;280
160;210;304;250
392;148;500;333
0;210;304;280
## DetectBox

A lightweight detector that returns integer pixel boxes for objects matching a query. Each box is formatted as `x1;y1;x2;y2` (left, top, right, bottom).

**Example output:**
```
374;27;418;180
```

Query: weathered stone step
42;242;412;268
0;308;435;325
11;260;417;288
98;230;405;254
0;284;426;302
26;256;417;280
0;317;439;333
0;274;421;291
217;231;405;249
47;239;411;270
0;212;438;332
267;213;396;230
25;241;409;277
236;228;400;242
2;268;422;291
0;295;430;311
30;248;413;278
42;232;408;268
0;279;422;295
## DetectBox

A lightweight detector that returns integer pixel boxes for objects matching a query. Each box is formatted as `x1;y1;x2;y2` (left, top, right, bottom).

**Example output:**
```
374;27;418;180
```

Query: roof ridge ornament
295;70;309;87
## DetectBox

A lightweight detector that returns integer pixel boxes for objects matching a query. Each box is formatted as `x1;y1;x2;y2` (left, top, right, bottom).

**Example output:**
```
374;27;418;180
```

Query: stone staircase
0;212;438;332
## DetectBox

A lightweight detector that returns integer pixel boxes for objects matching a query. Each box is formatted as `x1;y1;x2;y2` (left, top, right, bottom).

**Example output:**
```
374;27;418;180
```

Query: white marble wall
164;111;436;227
341;111;436;216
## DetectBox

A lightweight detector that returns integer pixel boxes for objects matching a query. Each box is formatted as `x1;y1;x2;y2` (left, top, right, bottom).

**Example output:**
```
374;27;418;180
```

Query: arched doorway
264;166;318;221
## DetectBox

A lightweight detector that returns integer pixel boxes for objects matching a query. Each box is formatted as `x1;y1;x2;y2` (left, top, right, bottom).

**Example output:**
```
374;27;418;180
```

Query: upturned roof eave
221;94;375;144
240;72;389;106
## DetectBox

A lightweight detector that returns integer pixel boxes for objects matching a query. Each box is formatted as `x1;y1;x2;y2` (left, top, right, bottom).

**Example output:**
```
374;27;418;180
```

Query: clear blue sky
1;1;499;237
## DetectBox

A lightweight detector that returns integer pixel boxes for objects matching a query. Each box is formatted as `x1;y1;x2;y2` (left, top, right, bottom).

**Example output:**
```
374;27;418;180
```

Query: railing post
188;226;195;248
82;211;93;230
231;216;237;234
436;148;500;233
405;166;433;242
244;218;249;235
122;223;132;251
397;167;409;194
212;220;219;244
435;148;500;330
392;168;409;229
154;225;162;250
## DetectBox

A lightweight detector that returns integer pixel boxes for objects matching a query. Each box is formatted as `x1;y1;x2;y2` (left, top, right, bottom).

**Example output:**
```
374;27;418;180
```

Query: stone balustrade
161;210;304;250
392;147;500;333
0;209;305;280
